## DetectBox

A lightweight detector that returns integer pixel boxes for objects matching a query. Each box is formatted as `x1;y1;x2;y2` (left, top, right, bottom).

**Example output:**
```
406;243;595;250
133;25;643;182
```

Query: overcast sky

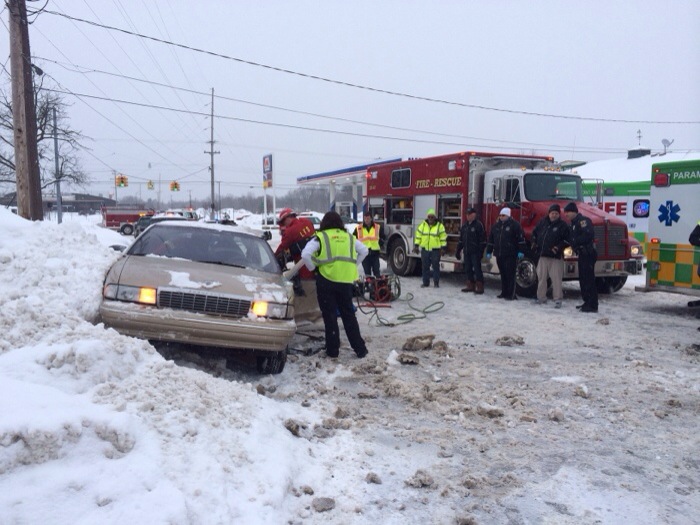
1;0;698;202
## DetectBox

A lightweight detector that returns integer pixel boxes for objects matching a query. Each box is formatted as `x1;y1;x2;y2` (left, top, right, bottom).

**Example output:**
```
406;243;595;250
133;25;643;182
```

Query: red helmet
277;208;296;224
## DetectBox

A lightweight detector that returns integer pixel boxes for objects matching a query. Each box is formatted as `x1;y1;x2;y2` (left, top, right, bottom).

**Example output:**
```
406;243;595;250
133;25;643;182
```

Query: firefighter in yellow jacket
413;208;447;288
302;211;369;358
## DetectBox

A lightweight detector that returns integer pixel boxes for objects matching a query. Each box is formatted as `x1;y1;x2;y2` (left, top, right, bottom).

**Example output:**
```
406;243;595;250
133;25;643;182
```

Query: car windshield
129;224;280;274
524;173;583;201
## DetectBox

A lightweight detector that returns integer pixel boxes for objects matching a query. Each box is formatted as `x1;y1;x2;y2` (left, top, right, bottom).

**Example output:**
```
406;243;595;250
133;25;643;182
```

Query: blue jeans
421;248;441;285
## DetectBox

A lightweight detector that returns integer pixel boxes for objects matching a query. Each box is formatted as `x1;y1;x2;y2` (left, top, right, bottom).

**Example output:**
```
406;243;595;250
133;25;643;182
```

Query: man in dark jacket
456;207;487;294
690;220;700;331
564;202;598;312
486;207;526;300
531;204;571;308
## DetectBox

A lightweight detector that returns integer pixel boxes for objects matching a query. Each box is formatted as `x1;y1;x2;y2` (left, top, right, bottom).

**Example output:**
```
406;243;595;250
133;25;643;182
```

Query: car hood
107;254;291;304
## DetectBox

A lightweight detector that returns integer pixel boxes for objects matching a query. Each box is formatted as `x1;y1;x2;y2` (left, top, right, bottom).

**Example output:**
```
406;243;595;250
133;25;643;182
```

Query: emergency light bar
652;170;670;187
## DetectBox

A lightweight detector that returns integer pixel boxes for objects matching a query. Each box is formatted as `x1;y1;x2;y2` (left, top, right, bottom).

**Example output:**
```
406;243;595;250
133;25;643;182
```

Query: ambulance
642;158;700;296
581;179;650;245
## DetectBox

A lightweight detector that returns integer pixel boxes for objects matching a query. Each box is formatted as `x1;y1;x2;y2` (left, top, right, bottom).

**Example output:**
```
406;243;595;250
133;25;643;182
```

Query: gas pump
333;201;356;223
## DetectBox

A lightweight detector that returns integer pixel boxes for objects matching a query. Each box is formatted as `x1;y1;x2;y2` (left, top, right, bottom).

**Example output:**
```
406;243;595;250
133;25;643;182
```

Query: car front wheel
255;351;287;374
120;223;134;235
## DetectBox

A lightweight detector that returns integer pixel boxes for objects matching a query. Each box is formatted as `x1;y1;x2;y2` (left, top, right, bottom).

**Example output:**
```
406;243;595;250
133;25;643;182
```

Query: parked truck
365;151;638;296
101;206;154;235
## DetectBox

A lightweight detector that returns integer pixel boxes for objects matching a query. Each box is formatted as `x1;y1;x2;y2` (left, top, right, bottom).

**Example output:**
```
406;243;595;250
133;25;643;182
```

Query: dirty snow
0;207;698;524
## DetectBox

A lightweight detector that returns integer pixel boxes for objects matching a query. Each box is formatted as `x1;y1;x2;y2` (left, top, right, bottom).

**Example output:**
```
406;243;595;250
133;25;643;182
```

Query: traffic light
170;181;180;192
147;180;154;190
115;174;128;187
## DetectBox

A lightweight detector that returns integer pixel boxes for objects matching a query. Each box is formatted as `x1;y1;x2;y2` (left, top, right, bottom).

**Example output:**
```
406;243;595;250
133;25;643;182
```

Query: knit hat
426;208;436;218
563;202;578;213
499;207;511;217
548;204;561;213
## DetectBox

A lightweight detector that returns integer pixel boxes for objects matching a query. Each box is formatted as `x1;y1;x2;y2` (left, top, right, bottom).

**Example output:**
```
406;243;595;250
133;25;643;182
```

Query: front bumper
562;258;637;280
100;300;296;352
625;257;643;275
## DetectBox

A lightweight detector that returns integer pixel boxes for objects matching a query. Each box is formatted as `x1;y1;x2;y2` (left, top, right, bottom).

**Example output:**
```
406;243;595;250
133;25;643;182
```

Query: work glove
455;250;461;260
517;252;524;260
412;245;420;254
485;253;492;260
440;248;446;257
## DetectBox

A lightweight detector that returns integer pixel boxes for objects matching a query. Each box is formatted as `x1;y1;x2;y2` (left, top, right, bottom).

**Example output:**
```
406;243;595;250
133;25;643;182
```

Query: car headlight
630;244;643;257
103;284;157;305
251;301;288;319
563;246;574;258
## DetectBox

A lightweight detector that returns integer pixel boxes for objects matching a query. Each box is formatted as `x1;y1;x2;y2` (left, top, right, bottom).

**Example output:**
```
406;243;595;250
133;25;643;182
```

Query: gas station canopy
296;158;402;187
295;158;401;220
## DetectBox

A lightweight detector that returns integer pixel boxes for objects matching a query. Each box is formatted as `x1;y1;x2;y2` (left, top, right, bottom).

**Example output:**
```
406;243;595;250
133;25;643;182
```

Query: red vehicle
364;151;638;296
101;206;154;235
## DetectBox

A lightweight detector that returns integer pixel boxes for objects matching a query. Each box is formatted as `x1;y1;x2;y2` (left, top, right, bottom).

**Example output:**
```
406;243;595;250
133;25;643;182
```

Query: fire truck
640;158;700;298
365;151;637;296
101;206;154;235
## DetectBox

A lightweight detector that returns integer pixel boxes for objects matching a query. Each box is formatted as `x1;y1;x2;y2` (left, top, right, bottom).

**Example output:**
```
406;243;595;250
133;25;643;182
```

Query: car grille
594;224;627;258
158;289;251;318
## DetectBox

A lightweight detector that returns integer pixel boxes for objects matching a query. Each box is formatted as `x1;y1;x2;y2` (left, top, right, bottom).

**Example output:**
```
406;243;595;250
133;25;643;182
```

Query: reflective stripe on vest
356;224;380;250
312;229;358;283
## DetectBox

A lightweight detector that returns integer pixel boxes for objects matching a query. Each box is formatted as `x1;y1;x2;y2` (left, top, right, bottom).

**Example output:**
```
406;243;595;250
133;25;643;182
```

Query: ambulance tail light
652;171;670;187
650;237;660;244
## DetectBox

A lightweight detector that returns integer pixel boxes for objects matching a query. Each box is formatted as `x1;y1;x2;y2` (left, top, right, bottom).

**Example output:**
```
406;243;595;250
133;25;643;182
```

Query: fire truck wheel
120;223;134;236
595;276;627;294
388;239;417;277
515;257;538;298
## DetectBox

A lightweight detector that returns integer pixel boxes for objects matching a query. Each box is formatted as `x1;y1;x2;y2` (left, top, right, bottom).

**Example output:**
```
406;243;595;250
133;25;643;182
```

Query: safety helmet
277;208;296;224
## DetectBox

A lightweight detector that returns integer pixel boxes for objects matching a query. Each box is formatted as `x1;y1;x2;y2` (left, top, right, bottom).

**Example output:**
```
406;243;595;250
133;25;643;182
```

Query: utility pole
53;107;62;224
9;0;43;220
205;88;219;220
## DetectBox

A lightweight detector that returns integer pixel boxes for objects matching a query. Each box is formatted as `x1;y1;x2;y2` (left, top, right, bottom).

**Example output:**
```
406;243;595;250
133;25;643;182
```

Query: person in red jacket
275;209;317;317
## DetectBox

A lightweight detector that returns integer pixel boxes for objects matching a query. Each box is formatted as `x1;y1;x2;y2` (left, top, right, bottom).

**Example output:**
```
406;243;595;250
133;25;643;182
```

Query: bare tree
0;77;89;189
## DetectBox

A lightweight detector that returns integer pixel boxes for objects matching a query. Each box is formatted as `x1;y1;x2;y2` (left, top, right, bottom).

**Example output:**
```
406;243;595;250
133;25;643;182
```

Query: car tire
256;351;287;374
120;223;134;235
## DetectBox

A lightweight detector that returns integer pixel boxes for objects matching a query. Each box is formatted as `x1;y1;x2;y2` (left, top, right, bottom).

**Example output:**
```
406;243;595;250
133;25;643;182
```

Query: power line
36;8;699;126
36;56;630;153
45;86;651;155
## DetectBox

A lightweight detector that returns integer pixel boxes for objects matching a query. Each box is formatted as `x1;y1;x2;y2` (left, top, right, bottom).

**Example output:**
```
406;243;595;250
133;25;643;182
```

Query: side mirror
109;244;127;252
261;231;272;241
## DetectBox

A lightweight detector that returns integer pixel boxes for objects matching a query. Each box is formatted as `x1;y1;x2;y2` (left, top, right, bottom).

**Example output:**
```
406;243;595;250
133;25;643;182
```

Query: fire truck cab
365;151;636;296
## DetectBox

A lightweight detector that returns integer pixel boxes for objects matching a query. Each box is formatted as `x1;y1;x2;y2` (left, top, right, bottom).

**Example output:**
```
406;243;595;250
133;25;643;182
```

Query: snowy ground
0;208;698;524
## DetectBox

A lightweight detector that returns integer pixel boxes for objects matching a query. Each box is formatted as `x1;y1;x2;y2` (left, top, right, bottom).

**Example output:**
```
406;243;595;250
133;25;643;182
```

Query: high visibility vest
414;220;447;250
312;228;359;283
356;224;380;250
